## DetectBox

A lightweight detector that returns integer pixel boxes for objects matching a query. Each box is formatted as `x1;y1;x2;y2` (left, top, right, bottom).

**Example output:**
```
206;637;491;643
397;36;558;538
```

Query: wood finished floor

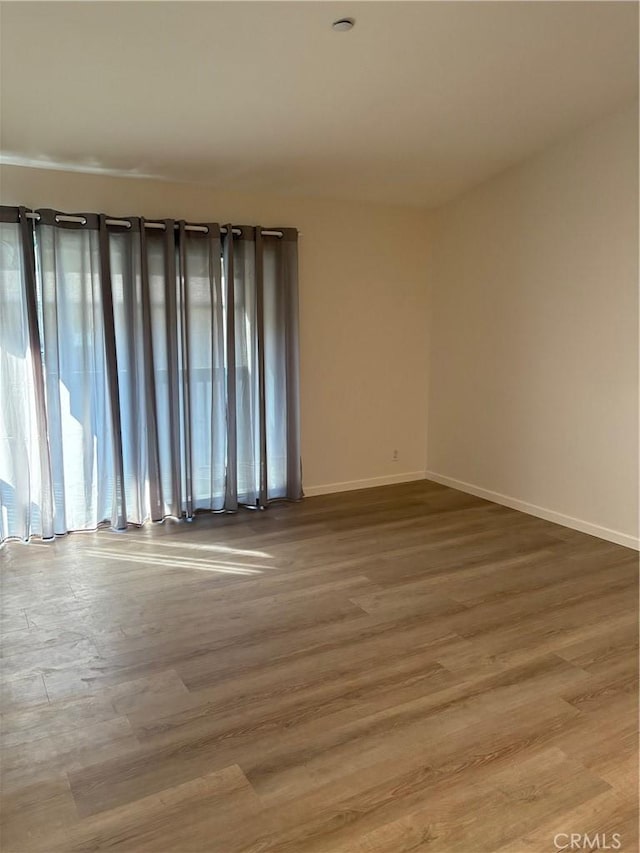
0;480;638;853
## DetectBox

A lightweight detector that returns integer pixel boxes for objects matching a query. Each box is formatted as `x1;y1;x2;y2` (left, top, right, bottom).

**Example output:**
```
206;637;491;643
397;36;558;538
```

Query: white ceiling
1;1;638;208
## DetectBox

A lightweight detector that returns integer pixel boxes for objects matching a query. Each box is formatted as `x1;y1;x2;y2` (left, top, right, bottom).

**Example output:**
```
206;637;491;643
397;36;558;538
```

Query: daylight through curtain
0;206;301;543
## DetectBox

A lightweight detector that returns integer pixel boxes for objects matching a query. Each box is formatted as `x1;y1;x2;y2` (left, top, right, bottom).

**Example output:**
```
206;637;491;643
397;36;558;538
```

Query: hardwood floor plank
14;765;261;853
498;787;639;853
0;672;49;714
338;748;609;853
2;716;139;789
0;774;78;853
244;693;582;804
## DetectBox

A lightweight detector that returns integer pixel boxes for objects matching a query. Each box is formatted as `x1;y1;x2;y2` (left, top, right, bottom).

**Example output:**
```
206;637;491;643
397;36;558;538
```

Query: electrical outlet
392;449;399;462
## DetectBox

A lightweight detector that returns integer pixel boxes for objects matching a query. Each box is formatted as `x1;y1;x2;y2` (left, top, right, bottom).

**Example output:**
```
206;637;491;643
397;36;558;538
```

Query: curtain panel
0;206;302;543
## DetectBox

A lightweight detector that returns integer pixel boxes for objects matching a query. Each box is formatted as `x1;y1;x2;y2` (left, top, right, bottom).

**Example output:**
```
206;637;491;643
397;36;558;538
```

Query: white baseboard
304;471;426;498
425;470;639;551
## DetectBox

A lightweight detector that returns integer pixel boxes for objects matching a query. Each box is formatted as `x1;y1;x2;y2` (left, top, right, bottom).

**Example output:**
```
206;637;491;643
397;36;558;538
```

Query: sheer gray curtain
0;206;302;543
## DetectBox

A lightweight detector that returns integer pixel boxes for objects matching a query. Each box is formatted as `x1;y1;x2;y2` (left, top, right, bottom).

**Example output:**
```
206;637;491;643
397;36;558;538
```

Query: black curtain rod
23;211;288;238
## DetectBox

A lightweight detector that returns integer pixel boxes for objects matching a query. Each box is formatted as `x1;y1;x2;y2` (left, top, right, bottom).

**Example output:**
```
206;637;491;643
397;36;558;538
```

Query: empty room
0;2;638;851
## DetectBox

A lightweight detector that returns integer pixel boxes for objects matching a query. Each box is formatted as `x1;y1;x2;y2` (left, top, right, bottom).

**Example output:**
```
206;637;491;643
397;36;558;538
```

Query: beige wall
0;164;431;494
427;104;639;546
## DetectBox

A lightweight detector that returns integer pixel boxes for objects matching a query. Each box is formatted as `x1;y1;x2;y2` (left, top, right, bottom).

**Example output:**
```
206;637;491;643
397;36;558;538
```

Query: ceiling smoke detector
332;18;355;32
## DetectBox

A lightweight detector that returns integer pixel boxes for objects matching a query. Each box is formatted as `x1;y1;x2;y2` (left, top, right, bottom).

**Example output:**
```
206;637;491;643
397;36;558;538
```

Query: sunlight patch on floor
142;541;273;559
82;548;265;575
